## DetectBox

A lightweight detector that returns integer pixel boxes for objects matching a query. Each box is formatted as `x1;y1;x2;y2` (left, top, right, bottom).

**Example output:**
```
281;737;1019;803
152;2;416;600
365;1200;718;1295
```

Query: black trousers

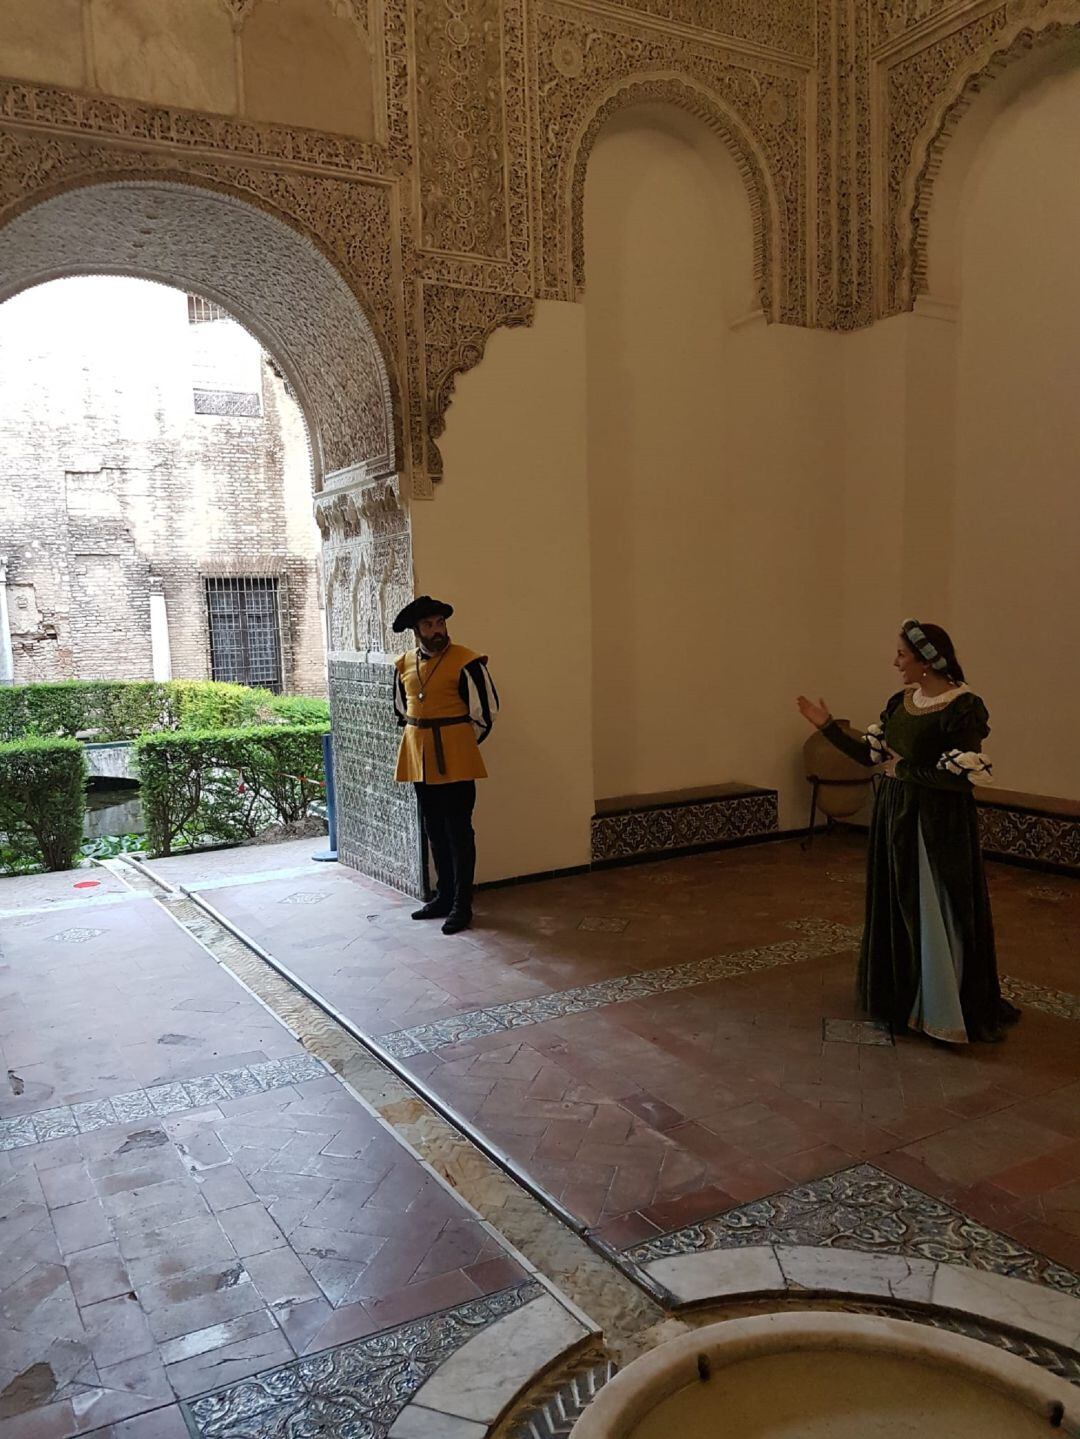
416;781;476;915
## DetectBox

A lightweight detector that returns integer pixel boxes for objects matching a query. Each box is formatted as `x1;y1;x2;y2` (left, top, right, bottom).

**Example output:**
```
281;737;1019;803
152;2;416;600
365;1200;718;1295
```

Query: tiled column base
328;659;424;897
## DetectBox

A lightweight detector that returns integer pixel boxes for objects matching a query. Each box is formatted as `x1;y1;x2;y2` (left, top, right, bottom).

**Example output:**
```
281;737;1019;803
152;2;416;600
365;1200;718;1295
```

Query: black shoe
412;900;452;921
441;911;472;935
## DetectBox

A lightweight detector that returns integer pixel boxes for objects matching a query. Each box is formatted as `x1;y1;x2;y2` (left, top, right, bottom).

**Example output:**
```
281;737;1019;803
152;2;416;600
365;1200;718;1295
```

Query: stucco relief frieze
532;4;806;321
0;79;392;178
316;478;412;655
877;2;1080;317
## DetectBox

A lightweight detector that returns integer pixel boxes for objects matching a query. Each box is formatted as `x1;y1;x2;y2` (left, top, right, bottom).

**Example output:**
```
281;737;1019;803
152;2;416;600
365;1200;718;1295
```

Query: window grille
193;389;261;417
205;577;283;691
187;294;229;325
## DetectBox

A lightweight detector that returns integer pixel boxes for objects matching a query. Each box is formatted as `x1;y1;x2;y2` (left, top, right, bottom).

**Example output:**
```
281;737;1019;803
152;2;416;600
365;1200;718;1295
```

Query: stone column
149;576;172;681
0;556;14;686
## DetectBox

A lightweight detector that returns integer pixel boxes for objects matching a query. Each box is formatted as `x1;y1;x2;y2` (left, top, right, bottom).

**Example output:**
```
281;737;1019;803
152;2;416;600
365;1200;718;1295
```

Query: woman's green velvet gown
822;688;1019;1044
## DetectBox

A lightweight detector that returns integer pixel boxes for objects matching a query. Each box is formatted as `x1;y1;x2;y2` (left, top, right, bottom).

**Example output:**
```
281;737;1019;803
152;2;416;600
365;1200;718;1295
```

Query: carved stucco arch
564;74;782;323
886;11;1080;316
0;177;398;488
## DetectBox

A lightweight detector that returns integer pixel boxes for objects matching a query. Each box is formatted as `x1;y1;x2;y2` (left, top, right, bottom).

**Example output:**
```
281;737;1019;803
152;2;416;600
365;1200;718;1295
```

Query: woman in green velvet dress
797;621;1019;1044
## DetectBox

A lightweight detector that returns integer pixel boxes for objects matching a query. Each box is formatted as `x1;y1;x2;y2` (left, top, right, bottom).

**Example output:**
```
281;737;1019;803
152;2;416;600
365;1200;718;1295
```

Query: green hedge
0;738;87;873
136;724;328;857
0;680;329;743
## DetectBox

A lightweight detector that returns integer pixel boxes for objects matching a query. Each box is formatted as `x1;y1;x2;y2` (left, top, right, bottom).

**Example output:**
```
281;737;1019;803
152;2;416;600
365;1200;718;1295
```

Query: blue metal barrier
312;730;338;863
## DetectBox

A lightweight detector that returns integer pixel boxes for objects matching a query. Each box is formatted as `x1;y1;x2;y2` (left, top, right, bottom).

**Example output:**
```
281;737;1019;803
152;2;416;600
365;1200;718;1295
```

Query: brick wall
0;277;326;695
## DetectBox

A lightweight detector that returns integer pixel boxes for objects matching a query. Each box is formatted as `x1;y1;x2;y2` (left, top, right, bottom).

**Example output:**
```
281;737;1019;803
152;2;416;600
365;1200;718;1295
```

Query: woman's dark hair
902;622;966;684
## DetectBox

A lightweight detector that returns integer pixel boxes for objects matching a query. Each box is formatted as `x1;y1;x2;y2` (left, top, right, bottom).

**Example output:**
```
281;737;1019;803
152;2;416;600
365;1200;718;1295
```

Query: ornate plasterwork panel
876;1;1080;317
531;3;808;322
409;0;532;296
413;0;508;258
0;177;396;482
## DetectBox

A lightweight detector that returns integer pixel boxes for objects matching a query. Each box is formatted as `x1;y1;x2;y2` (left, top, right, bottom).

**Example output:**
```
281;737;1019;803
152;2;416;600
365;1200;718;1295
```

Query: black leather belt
404;714;471;776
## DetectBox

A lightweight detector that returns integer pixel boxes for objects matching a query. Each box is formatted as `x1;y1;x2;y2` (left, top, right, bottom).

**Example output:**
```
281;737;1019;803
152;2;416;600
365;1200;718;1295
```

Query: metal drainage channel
127;855;674;1311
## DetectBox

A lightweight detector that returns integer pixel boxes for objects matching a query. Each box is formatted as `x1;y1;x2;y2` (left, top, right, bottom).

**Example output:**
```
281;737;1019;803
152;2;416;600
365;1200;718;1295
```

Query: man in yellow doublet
392;596;498;934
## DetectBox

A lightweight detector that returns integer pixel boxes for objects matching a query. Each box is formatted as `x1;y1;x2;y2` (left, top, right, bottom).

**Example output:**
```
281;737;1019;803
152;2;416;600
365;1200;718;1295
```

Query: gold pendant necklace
415;644;449;702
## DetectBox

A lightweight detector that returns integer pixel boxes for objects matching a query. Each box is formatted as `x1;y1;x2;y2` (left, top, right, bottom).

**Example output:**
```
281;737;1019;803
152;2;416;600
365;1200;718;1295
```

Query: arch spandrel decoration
0;167;423;894
562;73;782;322
530;7;807;322
0;180;395;484
877;3;1080;317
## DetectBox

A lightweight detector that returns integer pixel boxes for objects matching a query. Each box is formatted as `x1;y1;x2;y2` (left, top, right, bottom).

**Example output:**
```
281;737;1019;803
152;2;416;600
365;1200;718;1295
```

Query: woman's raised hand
797;695;830;729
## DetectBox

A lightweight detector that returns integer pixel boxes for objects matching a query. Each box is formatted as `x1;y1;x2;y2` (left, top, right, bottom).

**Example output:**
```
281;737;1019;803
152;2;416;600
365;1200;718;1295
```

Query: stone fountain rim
568;1309;1078;1438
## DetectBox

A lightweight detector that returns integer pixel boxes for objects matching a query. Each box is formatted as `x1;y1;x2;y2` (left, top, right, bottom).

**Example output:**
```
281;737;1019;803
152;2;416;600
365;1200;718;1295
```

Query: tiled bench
591;782;779;866
976;788;1080;875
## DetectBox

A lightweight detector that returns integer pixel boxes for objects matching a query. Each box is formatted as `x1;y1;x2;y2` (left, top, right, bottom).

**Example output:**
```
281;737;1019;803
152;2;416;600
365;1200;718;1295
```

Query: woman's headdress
901;618;949;673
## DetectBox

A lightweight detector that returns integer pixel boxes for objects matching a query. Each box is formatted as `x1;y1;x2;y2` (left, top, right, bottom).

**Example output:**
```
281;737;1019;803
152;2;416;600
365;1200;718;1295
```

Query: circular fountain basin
570;1313;1077;1439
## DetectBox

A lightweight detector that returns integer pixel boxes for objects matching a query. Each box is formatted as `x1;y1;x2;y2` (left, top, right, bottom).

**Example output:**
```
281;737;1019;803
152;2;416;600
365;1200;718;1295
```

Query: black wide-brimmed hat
392;595;454;634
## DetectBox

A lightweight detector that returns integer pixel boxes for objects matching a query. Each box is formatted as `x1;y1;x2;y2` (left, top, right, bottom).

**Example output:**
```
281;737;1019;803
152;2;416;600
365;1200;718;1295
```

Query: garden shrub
0;738;87;872
0;680;176;742
266;695;331;726
172;681;277;731
136;723;328;856
0;680;329;742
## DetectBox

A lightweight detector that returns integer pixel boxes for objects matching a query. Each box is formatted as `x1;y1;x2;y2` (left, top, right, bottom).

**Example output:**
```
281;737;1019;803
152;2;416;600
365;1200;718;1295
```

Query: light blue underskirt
910;818;968;1044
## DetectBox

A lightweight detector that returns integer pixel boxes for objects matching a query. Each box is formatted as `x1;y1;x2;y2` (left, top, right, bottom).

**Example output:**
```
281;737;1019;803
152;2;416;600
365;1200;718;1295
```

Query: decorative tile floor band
0;1053;328;1150
1000;975;1080;1023
184;1281;542;1439
373;926;1078;1060
378;920;860;1058
624;1163;1080;1301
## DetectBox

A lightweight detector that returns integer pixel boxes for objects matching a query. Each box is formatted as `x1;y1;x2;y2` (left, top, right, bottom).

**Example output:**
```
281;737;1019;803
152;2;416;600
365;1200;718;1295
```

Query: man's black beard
420;631;450;655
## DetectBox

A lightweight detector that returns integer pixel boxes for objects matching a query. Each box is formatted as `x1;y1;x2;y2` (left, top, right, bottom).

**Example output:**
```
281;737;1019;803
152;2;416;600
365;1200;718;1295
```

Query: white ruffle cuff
865;722;888;761
937;749;993;785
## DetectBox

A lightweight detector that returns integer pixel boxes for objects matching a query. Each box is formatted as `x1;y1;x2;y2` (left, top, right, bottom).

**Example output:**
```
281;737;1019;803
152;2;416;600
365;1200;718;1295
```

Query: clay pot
804;719;874;818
